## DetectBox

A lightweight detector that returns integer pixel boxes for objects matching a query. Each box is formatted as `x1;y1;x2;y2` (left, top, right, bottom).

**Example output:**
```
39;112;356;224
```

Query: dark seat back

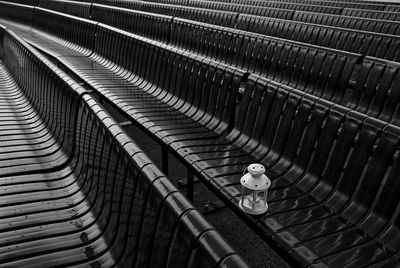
0;0;37;5
225;76;400;266
38;0;91;19
169;17;400;126
95;0;145;10
294;11;400;36
342;7;400;21
230;0;343;14
2;27;85;161
141;2;181;17
32;8;97;55
92;4;173;42
142;0;187;5
232;0;385;9
236;14;400;62
187;0;294;20
176;5;237;27
385;4;400;12
345;57;400;125
94;24;245;131
0;1;34;27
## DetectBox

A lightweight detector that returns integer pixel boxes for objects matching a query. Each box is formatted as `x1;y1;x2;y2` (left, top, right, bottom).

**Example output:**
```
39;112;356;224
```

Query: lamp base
239;200;269;215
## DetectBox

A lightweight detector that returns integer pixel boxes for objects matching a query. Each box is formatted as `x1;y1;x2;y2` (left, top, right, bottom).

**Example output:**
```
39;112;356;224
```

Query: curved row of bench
0;2;400;266
7;0;400;22
207;0;400;14
96;0;400;21
12;0;400;37
3;2;399;128
10;0;399;71
0;24;247;267
93;4;400;126
292;11;400;36
118;0;400;32
42;0;400;37
31;0;400;63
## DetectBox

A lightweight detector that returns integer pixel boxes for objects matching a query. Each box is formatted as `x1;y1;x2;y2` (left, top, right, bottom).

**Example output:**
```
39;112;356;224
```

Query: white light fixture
239;163;271;215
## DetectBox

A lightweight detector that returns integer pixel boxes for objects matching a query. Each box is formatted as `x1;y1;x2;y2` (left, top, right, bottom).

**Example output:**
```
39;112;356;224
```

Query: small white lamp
239;163;271;215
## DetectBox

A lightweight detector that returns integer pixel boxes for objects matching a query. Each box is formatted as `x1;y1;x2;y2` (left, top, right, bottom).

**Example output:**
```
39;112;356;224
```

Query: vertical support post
187;168;194;202
99;94;104;105
162;146;168;175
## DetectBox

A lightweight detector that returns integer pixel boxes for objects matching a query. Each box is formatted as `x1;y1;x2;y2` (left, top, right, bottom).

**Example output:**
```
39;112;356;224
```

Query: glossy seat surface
0;25;248;268
1;1;399;266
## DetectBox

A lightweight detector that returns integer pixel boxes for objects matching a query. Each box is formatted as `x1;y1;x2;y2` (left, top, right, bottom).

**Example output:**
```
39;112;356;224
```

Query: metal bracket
177;177;199;188
119;121;133;127
199;200;226;215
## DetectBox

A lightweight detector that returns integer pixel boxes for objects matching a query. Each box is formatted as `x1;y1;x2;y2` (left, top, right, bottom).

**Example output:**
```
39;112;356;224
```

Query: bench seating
342;8;400;21
3;15;397;266
385;5;400;12
236;14;400;62
113;0;387;16
2;0;400;266
169;18;400;125
0;1;399;267
91;4;173;43
0;1;33;31
143;2;238;27
38;0;91;19
0;0;37;5
187;1;294;20
3;7;247;167
0;25;247;267
191;0;343;15
64;0;400;23
30;8;95;56
89;4;294;72
96;0;238;28
293;11;400;36
73;5;400;259
95;0;295;21
2;4;400;128
68;0;400;63
0;25;78;176
144;0;188;5
231;0;385;10
172;74;400;267
18;2;397;128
